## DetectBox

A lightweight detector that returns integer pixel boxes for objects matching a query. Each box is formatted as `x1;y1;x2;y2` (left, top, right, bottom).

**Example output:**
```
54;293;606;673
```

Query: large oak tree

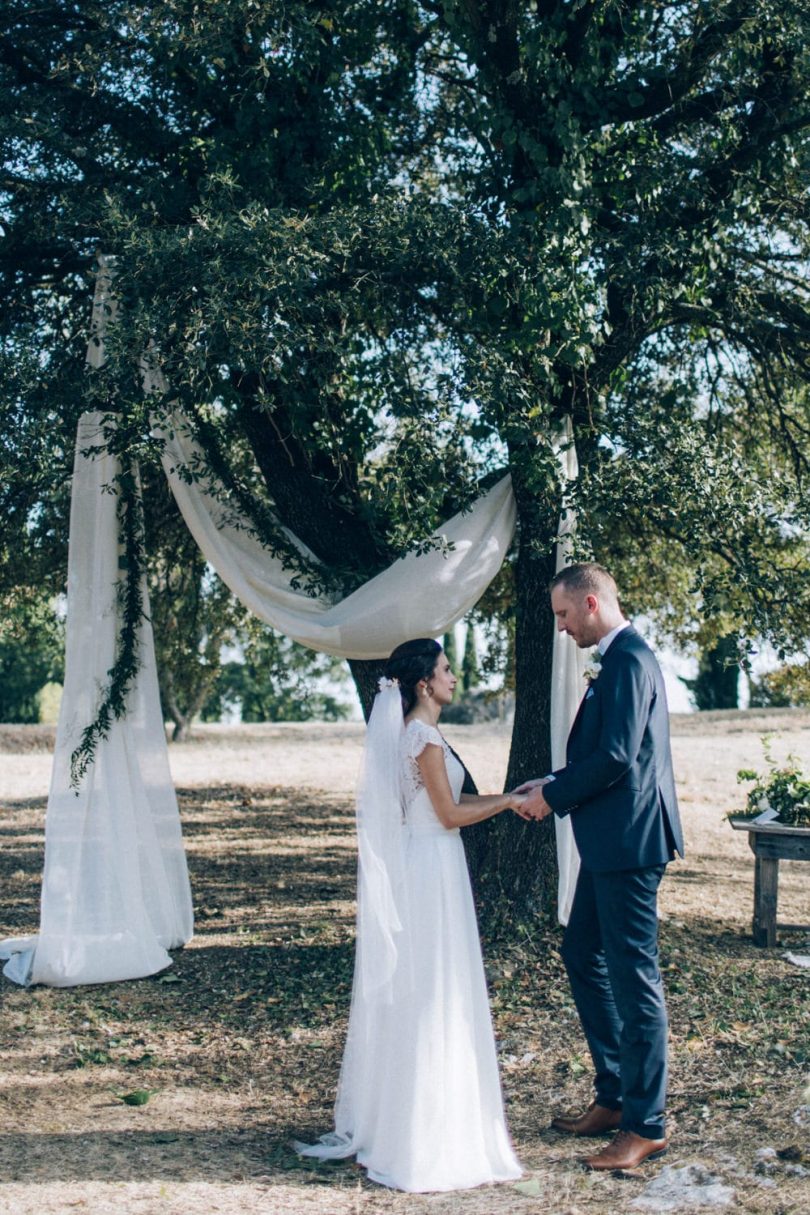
2;1;809;922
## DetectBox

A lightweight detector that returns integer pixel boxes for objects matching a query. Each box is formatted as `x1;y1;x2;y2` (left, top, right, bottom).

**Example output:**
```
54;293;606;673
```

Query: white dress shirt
598;620;630;656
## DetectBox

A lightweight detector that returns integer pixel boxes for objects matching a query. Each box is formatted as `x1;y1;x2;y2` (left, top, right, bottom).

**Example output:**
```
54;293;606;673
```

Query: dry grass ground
0;713;808;1215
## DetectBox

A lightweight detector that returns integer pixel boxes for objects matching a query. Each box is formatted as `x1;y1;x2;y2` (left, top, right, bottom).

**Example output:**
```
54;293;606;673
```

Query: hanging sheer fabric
550;419;587;925
152;388;583;917
147;400;517;660
0;411;194;986
353;680;410;1003
2;262;585;987
155;391;582;918
146;354;582;924
143;303;580;917
1;260;193;985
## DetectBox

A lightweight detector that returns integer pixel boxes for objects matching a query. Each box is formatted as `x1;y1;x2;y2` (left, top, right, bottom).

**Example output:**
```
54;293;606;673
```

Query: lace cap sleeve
404;719;445;761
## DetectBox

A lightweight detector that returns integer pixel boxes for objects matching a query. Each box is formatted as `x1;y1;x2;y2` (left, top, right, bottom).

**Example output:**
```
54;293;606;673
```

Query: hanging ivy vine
181;403;338;597
69;454;146;788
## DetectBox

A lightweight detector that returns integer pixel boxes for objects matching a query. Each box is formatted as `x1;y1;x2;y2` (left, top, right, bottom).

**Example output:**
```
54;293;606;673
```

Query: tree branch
599;2;750;126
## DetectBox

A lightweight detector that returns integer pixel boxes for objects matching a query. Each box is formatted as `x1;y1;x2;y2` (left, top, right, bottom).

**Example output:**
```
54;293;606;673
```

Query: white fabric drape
150;406;517;660
0;412;194;986
1;259;584;987
550;421;587;925
0;409;581;986
155;394;582;919
156;401;583;922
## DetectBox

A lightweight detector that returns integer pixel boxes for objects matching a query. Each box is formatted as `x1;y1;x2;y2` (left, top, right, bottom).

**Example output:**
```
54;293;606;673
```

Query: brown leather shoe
582;1129;668;1170
551;1101;623;1136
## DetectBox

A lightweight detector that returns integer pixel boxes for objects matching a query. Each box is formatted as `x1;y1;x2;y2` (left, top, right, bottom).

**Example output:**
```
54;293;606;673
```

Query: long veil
295;677;408;1157
355;678;408;1002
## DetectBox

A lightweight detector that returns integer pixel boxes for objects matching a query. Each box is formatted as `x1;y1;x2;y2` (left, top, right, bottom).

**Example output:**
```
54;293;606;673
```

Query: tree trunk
349;657;389;722
689;634;740;711
172;716;191;742
464;463;561;933
159;662;221;742
159;670;191;742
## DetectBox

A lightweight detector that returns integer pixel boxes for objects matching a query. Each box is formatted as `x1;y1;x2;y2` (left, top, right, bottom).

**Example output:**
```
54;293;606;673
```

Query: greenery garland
69;454;146;789
67;324;340;789
65;396;335;788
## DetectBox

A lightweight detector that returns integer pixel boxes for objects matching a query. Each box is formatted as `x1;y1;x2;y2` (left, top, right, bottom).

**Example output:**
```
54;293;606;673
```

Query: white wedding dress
297;719;522;1192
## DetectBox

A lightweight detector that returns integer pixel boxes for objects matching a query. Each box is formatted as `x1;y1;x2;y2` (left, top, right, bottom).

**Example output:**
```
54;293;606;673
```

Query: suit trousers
561;863;668;1140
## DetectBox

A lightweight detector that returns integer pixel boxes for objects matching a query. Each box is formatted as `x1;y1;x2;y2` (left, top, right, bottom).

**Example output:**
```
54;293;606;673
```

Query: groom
517;563;683;1171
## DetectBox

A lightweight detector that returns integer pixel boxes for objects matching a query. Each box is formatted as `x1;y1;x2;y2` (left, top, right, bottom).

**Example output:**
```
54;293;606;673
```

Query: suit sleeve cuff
543;777;570;818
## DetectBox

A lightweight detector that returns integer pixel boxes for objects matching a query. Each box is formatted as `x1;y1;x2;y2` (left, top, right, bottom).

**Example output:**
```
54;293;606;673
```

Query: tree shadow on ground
0;785;358;936
132;939;357;1033
0;1128;352;1185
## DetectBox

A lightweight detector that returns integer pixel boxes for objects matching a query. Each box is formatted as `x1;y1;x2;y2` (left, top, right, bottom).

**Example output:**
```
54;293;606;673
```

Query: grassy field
0;715;808;1215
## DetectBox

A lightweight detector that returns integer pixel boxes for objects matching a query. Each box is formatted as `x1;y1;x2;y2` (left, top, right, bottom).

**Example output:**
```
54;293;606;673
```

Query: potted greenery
735;743;810;828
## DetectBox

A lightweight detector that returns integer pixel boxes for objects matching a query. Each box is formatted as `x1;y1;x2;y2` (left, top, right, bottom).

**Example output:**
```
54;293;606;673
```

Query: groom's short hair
550;562;619;603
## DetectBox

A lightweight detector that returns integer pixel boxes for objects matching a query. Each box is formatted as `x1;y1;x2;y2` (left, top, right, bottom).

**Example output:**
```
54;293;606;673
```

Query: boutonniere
583;657;602;684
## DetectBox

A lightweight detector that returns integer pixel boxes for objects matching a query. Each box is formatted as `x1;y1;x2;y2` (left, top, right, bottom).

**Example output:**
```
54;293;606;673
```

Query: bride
296;637;525;1192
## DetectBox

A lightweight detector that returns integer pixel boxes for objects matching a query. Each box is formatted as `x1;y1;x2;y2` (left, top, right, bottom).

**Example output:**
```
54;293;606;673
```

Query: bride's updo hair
385;638;443;716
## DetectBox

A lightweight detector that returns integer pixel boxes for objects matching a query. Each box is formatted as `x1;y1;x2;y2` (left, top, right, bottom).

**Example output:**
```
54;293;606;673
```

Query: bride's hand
508;793;533;820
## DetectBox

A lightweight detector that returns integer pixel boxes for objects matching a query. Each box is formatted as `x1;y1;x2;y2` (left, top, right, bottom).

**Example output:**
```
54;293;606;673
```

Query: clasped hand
510;777;553;821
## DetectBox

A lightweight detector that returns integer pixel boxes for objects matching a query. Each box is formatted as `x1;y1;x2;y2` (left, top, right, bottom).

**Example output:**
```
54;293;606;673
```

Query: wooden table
730;818;810;947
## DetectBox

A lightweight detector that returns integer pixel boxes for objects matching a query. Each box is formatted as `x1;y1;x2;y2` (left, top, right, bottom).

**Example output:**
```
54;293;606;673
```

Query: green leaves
736;751;810;826
119;1089;153;1106
1;0;809;774
68;447;147;789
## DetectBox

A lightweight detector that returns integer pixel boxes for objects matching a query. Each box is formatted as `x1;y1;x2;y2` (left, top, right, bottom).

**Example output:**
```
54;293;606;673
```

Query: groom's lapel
568;626;637;740
569;681;592;737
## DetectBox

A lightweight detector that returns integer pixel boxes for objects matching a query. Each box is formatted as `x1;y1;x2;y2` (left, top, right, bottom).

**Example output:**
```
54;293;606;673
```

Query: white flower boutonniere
583;657;602;684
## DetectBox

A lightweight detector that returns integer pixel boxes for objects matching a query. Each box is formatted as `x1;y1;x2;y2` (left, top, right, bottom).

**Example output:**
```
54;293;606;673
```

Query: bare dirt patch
0;716;808;1214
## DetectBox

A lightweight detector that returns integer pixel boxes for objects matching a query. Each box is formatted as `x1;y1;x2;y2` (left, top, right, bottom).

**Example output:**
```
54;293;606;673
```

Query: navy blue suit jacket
543;626;684;872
